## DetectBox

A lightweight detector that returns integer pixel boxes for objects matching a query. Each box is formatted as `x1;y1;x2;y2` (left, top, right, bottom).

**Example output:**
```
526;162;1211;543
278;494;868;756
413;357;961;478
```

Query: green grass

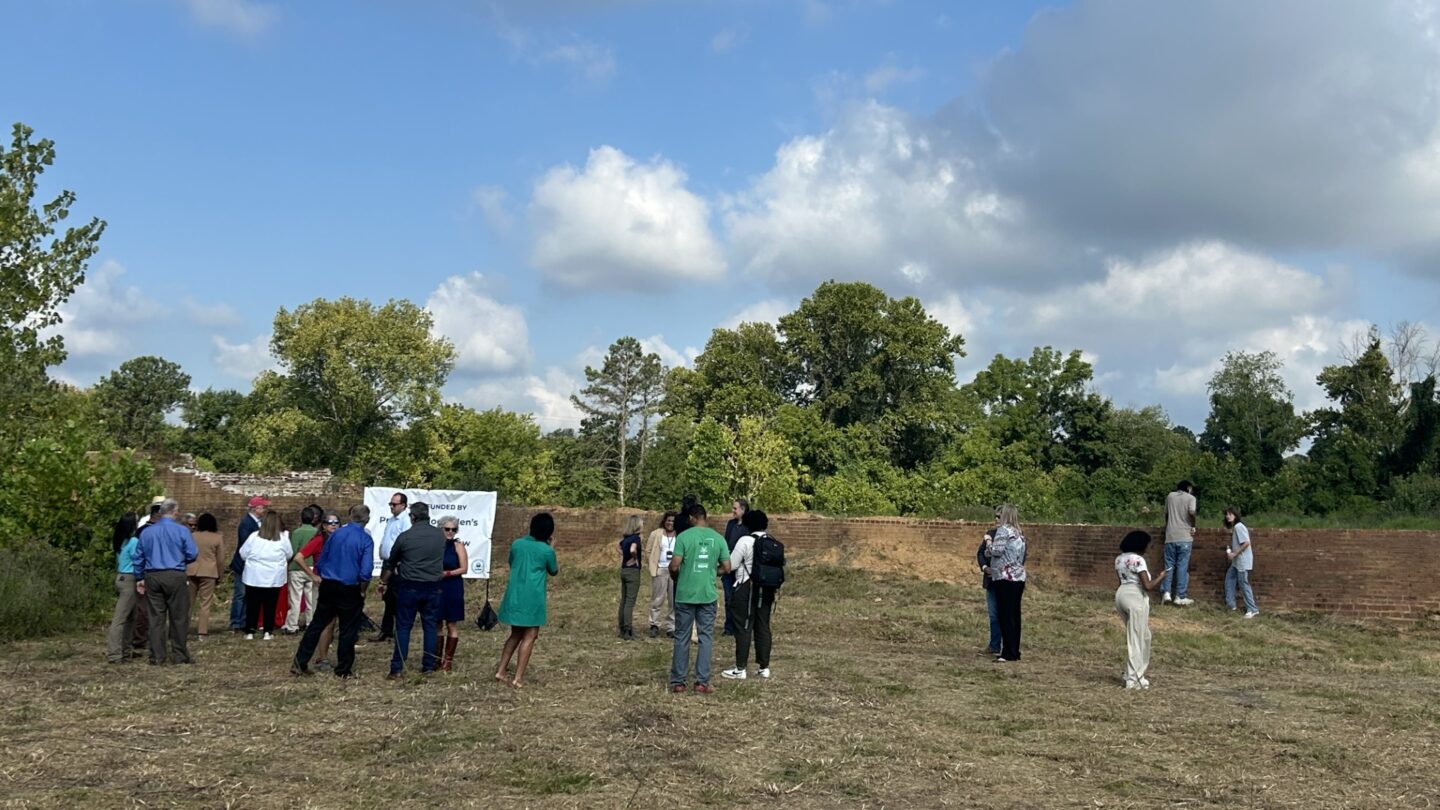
1;561;1439;807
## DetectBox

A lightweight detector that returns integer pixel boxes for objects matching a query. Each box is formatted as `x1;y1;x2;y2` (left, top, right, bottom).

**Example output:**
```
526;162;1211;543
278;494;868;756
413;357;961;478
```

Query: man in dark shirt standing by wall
721;498;749;636
379;502;446;678
292;504;374;678
134;498;199;665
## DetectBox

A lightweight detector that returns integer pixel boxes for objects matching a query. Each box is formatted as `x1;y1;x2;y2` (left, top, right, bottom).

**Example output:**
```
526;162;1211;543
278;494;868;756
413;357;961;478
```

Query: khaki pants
649;573;674;632
106;574;140;662
188;576;218;636
1115;583;1151;684
284;570;315;631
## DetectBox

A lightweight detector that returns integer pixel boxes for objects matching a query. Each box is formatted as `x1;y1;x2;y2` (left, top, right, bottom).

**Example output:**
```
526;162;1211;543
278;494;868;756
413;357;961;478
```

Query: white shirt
239;531;291;588
730;533;759;587
657;535;676;569
378;511;412;560
1115;552;1148;587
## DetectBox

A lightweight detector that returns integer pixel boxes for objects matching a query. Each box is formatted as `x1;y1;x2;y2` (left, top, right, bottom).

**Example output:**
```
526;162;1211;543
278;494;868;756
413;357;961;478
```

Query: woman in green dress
495;513;559;688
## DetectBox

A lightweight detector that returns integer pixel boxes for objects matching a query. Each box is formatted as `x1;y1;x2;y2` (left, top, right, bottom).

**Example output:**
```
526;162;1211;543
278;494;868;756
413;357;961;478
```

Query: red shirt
299;534;325;560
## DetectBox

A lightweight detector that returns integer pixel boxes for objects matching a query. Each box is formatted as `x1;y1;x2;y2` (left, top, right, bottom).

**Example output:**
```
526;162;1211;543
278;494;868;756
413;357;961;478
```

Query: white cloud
1030;242;1332;331
472;185;514;235
47;260;159;358
721;298;794;329
460;366;586;431
926;292;991;341
212;333;277;381
710;26;748;54
184;298;243;327
540;38;616;84
639;335;699;369
529;145;727;290
725;101;1041;289
425;273;532;376
180;0;277;37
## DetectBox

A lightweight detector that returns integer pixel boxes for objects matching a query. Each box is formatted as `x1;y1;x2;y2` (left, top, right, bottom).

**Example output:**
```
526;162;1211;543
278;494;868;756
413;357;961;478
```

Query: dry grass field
2;557;1439;809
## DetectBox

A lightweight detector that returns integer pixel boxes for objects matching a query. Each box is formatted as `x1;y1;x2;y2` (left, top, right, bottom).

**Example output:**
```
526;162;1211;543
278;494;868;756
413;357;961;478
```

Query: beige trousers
649;573;674;631
188;576;218;635
1115;583;1151;684
285;570;315;631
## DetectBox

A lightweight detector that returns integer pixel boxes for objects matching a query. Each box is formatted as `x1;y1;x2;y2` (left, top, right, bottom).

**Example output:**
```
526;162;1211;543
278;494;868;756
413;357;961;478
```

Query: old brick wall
155;466;1440;623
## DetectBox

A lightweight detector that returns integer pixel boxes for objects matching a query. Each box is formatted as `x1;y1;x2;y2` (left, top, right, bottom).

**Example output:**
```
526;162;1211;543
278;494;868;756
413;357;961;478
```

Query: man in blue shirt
134;499;199;665
292;504;375;678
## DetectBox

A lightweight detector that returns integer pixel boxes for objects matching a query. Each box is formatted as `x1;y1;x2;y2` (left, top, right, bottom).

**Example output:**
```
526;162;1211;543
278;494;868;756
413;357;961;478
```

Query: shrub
0;542;110;642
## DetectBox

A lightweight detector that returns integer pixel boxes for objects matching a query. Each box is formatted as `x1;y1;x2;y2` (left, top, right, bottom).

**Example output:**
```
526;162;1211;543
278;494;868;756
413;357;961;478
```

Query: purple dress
440;540;465;622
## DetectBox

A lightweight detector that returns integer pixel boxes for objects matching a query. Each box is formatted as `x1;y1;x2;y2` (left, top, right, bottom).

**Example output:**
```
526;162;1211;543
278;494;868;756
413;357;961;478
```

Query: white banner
363;487;496;579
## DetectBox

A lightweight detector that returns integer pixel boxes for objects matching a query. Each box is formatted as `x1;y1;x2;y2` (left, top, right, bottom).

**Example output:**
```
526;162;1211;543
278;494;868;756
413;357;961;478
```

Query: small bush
0;542;110;642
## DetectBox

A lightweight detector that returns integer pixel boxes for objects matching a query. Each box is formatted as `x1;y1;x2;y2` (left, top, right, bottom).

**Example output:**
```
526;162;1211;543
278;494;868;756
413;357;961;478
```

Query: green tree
667;322;792;427
570;337;665;505
685;417;733;509
427;405;559;503
963;347;1113;473
545;429;618;507
1200;351;1305;481
176;388;251;470
1305;336;1403;512
633;414;695;510
265;297;456;477
91;356;191;450
0;122;106;418
778;281;965;467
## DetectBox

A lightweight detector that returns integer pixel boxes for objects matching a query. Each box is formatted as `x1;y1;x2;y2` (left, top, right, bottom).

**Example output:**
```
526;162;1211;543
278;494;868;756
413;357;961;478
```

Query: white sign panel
363;487;496;579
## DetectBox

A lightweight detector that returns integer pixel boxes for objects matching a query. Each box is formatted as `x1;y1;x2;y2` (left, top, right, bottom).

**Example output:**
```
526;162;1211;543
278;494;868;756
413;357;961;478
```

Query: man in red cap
230;495;271;632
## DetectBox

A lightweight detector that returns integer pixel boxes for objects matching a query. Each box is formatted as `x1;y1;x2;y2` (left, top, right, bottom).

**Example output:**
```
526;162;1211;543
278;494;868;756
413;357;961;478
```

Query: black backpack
750;532;786;590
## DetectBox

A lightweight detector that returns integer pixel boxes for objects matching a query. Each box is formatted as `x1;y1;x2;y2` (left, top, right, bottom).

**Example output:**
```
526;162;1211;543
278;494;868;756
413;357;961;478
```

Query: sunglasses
442;528;458;533
324;520;340;525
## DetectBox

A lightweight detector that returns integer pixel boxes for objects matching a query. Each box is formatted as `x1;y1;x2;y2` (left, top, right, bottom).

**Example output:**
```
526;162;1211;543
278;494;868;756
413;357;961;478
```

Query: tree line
9;120;1440;590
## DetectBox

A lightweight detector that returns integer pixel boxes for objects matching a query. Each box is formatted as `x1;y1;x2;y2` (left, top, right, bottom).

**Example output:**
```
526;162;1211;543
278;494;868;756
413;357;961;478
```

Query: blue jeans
1163;543;1192;600
228;575;247;630
1225;567;1258;613
985;587;1001;652
670;601;717;686
390;580;442;674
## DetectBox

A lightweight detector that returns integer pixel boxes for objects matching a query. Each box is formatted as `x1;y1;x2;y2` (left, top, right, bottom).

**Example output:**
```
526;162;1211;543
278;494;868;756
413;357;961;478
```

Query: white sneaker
1161;592;1172;604
1139;677;1150;689
1124;679;1141;690
1174;598;1194;606
244;633;254;640
1244;610;1260;619
262;632;273;640
720;667;747;680
757;668;771;679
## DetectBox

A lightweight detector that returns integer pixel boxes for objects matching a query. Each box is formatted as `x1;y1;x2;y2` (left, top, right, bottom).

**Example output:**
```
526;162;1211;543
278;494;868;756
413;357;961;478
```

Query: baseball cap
247;496;273;508
149;496;166;506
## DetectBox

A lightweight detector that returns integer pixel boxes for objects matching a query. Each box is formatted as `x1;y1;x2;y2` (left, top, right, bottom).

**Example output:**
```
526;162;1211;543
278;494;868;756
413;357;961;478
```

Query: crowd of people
104;481;1256;692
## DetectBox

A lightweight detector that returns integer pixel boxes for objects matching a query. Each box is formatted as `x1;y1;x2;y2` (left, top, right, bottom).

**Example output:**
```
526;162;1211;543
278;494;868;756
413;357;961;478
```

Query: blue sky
7;0;1440;432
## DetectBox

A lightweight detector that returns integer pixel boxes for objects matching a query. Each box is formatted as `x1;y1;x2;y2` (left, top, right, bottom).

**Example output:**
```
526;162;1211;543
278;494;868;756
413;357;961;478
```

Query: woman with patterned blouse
1115;530;1170;690
984;503;1028;663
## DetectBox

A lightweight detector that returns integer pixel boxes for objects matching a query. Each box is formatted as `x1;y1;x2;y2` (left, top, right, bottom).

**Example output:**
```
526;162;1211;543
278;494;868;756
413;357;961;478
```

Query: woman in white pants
1115;530;1170;690
645;512;677;638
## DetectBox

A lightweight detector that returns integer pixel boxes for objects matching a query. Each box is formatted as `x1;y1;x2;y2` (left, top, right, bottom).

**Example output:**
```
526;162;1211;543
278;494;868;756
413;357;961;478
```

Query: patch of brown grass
1;557;1438;808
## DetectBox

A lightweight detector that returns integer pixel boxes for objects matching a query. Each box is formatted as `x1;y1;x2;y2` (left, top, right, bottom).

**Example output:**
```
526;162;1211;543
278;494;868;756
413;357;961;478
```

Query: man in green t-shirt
282;506;321;634
667;503;732;693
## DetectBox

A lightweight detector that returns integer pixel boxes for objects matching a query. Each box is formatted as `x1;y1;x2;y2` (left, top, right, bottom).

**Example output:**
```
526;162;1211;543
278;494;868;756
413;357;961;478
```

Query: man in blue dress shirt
292;504;375;678
134;498;199;665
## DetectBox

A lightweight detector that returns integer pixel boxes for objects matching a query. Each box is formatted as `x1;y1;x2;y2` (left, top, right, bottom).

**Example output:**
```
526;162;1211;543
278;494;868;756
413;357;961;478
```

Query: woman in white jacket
239;510;291;640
